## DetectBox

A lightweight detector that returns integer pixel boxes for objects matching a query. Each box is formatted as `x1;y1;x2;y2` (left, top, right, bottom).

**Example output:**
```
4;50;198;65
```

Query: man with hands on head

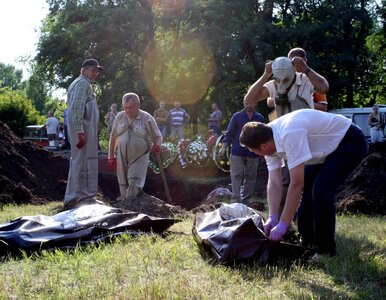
239;109;368;260
244;56;315;117
107;93;162;203
288;47;329;111
64;58;103;210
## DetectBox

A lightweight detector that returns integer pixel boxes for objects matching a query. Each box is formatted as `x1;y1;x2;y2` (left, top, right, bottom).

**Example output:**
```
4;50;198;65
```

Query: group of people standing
42;111;70;149
63;47;369;261
153;100;224;142
153;100;191;142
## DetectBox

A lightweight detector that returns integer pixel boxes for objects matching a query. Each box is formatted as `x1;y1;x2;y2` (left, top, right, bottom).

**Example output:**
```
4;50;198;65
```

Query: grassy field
0;202;384;300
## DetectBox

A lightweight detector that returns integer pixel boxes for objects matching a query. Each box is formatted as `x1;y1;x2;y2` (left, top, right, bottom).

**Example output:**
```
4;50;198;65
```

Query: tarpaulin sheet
192;203;309;265
0;204;179;255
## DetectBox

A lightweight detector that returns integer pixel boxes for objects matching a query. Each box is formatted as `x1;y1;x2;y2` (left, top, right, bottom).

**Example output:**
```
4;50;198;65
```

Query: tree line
1;0;385;135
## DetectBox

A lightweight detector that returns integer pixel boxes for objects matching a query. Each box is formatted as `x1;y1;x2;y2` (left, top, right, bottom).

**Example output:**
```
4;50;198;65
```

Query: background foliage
0;89;42;136
0;0;385;131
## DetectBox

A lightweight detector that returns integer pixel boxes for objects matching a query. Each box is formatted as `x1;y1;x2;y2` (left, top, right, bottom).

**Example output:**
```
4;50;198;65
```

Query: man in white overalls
107;93;162;202
64;58;103;209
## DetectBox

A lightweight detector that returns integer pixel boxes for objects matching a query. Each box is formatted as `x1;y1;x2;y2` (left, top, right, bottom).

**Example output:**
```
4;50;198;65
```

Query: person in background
239;109;368;261
220;99;265;203
107;93;162;203
288;47;329;111
207;102;222;135
63;108;70;149
104;103;118;139
153;101;168;141
368;104;384;143
42;111;59;147
64;58;104;210
168;100;190;142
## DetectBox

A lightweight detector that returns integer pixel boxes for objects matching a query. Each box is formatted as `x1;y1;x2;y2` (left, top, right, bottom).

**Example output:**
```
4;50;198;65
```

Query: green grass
0;203;384;299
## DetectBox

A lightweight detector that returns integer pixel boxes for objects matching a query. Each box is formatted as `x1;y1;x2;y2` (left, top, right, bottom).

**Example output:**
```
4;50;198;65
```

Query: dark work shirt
223;109;265;157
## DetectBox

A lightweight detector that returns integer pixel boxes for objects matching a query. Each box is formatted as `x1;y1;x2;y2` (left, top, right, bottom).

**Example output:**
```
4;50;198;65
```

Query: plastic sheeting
193;203;310;265
0;204;179;256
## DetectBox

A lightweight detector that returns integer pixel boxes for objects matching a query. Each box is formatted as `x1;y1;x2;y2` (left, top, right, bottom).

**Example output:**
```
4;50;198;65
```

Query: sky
0;0;48;79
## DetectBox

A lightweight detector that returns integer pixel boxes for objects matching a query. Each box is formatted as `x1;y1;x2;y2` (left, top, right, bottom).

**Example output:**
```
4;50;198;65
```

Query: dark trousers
297;124;368;255
209;125;221;136
64;125;71;149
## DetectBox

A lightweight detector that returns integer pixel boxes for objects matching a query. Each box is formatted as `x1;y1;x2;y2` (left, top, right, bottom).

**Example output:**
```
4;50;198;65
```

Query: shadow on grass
292;233;385;300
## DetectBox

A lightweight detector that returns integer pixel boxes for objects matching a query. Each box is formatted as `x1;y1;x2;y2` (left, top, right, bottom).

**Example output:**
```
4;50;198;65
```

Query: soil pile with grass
336;142;386;215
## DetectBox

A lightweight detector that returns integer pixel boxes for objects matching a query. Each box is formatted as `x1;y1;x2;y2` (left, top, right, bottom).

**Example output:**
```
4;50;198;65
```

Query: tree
25;65;52;114
33;0;383;129
0;63;24;90
184;0;282;119
0;88;42;137
365;0;386;104
36;0;153;114
286;0;376;108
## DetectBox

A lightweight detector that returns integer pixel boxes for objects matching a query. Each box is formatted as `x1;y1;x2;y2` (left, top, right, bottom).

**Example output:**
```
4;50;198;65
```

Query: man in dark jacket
220;99;265;203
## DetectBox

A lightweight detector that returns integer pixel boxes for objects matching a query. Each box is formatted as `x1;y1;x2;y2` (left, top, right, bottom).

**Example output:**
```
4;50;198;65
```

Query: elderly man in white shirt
107;93;162;203
239;109;368;260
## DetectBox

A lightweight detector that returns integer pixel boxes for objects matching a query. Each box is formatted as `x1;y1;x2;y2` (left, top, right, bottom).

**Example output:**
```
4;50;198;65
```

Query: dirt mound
0;121;187;217
112;192;186;218
190;187;266;214
336;142;386;215
0;122;68;207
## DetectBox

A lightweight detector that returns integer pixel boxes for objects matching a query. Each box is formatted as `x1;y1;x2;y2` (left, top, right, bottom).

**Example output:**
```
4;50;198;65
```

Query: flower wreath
206;131;218;155
177;139;190;168
184;135;210;167
148;142;178;174
212;134;231;173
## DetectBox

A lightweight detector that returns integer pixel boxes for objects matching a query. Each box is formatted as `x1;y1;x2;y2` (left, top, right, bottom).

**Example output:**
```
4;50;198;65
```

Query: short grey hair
122;93;140;105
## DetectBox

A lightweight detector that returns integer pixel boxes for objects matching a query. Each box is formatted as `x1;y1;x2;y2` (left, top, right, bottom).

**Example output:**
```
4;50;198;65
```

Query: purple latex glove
269;221;288;242
263;214;278;235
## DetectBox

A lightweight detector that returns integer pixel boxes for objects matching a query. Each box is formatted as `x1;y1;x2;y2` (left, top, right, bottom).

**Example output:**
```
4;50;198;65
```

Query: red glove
151;144;162;154
107;157;117;171
76;133;86;149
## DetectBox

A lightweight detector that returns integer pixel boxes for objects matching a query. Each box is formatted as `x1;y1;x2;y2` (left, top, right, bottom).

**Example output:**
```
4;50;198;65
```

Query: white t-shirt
265;109;352;171
45;117;59;135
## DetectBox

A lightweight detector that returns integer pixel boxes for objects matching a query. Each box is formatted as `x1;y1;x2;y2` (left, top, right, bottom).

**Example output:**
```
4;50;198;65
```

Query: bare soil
0;121;385;217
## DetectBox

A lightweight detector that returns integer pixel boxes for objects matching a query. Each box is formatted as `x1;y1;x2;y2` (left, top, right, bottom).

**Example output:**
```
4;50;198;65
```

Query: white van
329;105;386;142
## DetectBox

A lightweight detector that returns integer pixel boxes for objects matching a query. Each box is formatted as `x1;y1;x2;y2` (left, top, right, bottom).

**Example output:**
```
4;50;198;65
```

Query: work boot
78;196;106;207
63;198;80;210
127;184;140;198
119;184;128;201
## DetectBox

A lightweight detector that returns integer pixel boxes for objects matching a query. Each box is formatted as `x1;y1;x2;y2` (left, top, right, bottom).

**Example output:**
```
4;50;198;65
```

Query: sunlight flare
143;35;215;105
